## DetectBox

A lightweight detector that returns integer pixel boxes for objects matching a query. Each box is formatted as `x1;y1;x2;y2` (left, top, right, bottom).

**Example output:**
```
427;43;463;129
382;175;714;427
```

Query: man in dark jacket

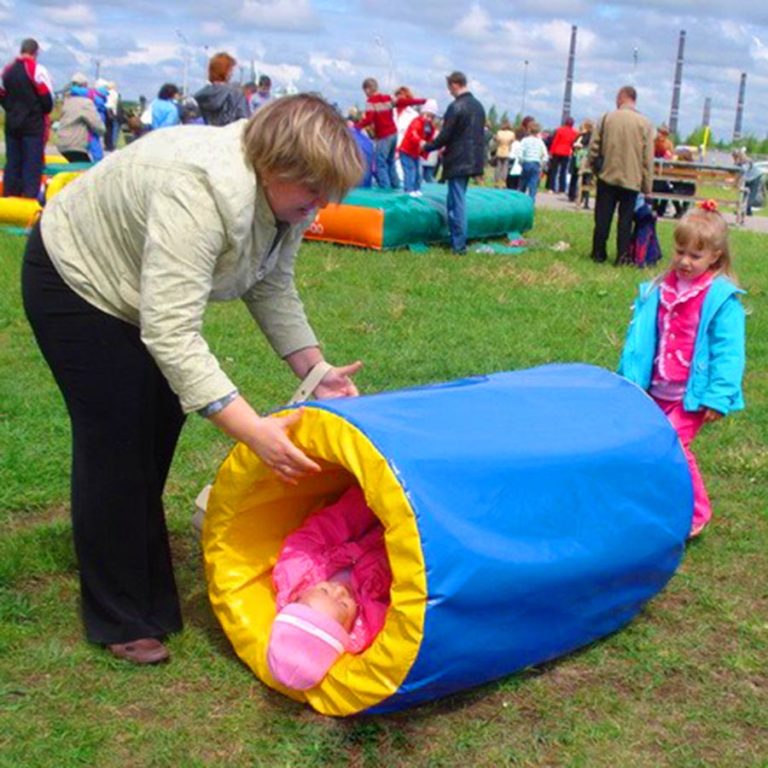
0;38;54;198
422;71;485;254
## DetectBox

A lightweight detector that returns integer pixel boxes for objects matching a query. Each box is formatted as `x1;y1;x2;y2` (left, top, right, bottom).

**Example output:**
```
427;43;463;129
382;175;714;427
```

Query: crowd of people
1;40;749;677
3;39;762;245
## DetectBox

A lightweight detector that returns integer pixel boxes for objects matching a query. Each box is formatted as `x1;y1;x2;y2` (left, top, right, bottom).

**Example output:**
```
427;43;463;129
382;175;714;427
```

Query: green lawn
1;209;766;767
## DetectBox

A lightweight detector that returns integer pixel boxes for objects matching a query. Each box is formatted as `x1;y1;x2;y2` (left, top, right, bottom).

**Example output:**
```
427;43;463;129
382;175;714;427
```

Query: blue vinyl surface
307;364;692;712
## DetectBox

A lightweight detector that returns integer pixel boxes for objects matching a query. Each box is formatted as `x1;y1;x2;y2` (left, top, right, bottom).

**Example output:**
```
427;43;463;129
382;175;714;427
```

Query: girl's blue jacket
618;275;746;415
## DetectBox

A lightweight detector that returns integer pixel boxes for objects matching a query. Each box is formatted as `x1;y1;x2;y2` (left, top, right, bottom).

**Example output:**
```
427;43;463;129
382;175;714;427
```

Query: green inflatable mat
332;184;534;250
44;162;94;176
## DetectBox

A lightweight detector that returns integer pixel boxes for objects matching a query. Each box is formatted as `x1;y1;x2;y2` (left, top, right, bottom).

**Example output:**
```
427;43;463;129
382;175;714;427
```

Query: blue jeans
401;153;420;192
3;131;45;198
520;161;542;201
447;176;469;253
374;133;398;189
422;165;436;183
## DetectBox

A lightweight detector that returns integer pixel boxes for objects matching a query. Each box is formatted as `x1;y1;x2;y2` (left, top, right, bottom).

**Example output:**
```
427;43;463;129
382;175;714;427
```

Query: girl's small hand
248;409;321;484
313;360;363;400
703;408;723;423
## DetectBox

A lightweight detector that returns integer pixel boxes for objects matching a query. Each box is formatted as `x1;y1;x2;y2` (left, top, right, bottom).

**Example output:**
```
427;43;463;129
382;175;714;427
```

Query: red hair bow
697;199;718;212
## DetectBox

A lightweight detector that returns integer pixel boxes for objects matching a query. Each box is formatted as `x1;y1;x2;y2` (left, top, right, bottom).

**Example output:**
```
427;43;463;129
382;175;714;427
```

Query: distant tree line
482;104;768;157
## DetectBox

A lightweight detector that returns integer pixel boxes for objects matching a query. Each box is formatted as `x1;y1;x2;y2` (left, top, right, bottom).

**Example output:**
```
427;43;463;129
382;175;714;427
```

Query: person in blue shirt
150;83;181;130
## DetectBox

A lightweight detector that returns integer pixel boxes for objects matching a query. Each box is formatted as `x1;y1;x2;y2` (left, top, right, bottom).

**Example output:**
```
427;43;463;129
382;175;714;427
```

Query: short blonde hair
243;94;363;202
673;207;737;281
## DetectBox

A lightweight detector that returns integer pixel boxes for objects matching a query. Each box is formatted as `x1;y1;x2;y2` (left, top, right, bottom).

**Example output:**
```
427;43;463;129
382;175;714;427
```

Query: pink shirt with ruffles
650;271;714;402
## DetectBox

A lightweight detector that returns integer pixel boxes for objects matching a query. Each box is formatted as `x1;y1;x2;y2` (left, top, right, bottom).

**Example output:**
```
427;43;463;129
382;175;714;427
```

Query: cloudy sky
2;0;767;140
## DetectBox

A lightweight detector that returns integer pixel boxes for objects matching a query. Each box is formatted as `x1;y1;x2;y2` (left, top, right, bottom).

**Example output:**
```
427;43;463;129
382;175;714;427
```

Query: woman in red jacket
548;117;578;194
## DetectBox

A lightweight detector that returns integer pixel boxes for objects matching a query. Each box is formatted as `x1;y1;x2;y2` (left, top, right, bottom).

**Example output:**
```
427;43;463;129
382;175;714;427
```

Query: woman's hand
208;397;320;484
313;361;363;399
247;409;321;484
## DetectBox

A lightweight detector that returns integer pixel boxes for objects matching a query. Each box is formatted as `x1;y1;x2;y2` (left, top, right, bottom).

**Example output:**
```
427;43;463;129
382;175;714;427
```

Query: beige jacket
41;120;317;413
494;129;516;159
56;94;105;156
589;104;654;194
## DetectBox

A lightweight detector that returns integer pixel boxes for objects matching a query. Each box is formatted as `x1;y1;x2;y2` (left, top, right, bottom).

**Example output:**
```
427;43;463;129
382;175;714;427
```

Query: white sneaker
192;484;211;534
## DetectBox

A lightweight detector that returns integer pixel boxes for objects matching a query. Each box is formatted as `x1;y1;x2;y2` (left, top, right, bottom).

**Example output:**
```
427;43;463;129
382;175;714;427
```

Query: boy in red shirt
356;77;425;190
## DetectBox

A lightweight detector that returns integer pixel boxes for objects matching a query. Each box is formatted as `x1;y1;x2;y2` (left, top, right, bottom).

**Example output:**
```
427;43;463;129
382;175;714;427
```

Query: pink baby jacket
272;485;392;653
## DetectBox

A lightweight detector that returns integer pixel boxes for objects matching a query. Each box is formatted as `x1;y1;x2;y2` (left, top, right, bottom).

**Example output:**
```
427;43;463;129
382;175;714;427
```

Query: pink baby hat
267;602;351;690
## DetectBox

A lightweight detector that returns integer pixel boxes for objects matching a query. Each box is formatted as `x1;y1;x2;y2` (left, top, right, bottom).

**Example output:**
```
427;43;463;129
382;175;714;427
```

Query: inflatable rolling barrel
204;364;692;716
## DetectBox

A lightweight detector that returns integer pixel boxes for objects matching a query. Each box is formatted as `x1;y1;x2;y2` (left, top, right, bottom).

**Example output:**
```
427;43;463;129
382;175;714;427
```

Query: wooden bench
576;160;749;224
651;159;748;224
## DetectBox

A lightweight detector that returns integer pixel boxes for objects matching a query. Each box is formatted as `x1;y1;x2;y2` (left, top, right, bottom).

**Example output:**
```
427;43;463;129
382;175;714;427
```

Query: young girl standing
618;202;746;538
518;121;549;202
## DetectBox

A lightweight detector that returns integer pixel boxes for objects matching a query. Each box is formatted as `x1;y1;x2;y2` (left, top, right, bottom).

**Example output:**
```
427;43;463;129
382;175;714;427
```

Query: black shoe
591;255;606;263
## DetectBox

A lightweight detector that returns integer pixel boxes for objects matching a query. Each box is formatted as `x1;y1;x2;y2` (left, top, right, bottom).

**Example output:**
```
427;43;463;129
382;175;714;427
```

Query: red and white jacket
0;55;53;137
356;92;426;140
399;114;436;159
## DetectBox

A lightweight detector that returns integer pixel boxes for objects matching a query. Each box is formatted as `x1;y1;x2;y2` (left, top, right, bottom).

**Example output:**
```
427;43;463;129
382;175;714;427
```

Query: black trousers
21;224;185;644
591;180;638;264
3;130;45;198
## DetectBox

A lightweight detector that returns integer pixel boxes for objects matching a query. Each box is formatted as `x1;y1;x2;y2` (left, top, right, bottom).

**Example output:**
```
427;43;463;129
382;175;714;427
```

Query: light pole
176;29;190;96
521;60;529;118
374;36;396;91
94;58;101;82
633;47;638;76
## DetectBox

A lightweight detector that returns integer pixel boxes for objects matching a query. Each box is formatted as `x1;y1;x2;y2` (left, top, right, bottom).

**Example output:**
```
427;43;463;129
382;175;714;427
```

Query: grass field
1;207;766;767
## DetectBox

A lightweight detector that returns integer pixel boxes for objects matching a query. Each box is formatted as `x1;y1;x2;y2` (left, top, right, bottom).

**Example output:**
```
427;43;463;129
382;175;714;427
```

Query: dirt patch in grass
465;260;583;289
4;504;69;532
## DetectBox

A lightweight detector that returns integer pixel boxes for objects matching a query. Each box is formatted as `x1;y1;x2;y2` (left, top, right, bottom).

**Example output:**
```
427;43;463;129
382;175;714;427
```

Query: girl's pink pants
653;398;711;536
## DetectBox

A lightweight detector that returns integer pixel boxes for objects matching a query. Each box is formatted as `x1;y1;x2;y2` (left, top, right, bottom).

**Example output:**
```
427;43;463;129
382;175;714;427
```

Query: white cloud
200;22;226;37
572;81;598;98
538;20;578;52
70;31;99;50
750;35;768;62
309;53;355;81
119;41;180;67
432;54;452;70
719;20;746;44
454;3;492;40
239;0;317;30
256;60;303;87
47;3;95;26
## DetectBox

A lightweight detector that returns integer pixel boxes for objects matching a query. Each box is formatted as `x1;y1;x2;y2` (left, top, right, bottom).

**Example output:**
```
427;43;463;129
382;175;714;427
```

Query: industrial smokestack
668;30;686;137
702;97;711;128
733;72;747;143
561;25;577;124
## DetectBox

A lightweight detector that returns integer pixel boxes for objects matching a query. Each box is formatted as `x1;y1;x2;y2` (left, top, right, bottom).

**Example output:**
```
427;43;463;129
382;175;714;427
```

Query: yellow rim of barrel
203;406;427;716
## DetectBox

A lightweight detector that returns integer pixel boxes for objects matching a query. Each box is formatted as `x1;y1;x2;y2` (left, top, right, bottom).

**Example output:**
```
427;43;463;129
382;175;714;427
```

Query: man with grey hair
588;85;654;265
422;71;485;254
0;37;54;198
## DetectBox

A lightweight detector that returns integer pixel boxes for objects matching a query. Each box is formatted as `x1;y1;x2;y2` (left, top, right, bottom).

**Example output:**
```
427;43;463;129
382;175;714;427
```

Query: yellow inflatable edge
203;406;427;716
